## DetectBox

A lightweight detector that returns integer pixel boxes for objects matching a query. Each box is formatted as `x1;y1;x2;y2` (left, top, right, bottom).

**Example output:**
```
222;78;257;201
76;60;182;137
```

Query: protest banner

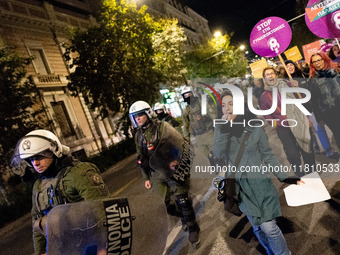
249;58;268;78
250;16;293;78
284;46;303;62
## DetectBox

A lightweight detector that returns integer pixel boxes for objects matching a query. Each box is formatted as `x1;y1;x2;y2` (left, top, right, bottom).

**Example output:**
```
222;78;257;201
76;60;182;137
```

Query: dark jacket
308;68;340;122
213;125;289;225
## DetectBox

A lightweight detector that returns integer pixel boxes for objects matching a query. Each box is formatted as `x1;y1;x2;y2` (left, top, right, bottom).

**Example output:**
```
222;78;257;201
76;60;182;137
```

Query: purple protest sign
305;0;340;39
250;17;292;58
319;42;336;52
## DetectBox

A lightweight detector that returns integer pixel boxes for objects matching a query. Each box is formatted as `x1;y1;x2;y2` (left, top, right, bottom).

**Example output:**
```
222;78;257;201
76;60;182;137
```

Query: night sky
181;0;298;48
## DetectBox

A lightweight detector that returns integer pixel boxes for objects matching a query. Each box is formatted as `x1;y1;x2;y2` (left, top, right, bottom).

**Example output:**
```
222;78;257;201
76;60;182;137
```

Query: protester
252;78;265;107
309;52;340;152
261;67;315;177
212;90;303;255
284;60;339;160
328;44;340;63
277;65;286;78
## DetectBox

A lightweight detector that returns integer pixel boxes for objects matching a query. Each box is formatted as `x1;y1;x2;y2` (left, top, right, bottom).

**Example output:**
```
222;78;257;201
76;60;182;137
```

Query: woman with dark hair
284;60;308;79
212;90;303;255
309;52;340;152
252;78;265;107
328;45;340;63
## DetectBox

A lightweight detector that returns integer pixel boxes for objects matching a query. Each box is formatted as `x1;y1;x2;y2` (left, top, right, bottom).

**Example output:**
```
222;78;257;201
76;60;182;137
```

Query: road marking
111;177;138;196
162;185;215;255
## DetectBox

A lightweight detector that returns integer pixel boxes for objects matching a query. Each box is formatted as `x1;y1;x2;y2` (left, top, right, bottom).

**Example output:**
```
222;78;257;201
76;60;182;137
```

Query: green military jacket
31;156;109;255
135;119;185;181
182;97;216;140
163;114;182;134
135;120;164;181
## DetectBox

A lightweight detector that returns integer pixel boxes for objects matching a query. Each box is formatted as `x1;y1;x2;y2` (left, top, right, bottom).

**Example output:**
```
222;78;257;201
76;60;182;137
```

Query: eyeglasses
312;59;324;64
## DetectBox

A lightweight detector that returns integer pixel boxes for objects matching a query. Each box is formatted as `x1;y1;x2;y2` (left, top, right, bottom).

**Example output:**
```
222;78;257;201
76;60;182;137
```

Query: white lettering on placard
257;19;272;31
333;12;340;29
268;38;280;53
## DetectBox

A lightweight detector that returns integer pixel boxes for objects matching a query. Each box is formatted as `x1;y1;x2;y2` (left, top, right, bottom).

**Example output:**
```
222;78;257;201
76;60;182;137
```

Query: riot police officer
130;100;200;246
181;86;216;157
13;130;109;255
153;102;181;132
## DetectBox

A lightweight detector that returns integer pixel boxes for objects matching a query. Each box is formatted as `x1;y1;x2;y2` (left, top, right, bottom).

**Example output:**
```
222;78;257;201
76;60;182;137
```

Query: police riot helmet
181;86;192;96
129;101;153;128
181;86;193;104
153;102;168;114
18;129;70;160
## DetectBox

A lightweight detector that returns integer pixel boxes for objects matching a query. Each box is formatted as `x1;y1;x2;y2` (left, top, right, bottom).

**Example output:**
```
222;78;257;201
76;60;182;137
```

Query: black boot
176;194;200;246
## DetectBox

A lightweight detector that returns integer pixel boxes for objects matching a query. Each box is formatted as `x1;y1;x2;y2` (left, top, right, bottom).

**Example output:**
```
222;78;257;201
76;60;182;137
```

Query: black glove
282;176;301;185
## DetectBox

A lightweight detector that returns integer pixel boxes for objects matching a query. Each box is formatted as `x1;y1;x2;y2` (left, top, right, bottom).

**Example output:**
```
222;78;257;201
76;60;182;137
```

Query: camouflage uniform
134;115;200;244
135;120;189;214
182;97;216;157
31;156;109;255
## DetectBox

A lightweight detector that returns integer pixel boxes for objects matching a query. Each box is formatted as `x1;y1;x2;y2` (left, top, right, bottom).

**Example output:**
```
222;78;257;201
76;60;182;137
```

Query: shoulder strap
228;130;251;178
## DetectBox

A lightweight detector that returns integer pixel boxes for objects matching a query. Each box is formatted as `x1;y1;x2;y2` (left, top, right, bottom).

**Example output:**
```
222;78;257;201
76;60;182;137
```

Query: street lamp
239;45;245;51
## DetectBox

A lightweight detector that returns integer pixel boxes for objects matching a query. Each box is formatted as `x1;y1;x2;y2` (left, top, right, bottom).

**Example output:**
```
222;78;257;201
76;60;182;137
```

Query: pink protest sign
250;17;292;58
305;0;340;38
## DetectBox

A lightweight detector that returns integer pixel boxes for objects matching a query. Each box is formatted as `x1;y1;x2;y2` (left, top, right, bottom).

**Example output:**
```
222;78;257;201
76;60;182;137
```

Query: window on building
72;149;87;161
51;101;76;138
29;48;51;75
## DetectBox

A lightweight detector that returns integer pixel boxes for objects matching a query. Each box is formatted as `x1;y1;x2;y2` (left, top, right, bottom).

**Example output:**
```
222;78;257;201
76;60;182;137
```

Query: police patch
87;172;103;186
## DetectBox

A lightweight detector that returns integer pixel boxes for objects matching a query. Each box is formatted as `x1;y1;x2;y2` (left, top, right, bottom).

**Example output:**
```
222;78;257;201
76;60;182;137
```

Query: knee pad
175;194;191;208
166;203;181;217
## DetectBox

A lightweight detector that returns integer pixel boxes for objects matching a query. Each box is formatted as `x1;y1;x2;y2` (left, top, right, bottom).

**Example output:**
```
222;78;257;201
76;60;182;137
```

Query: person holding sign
11;130;110;255
260;67;316;177
212;90;303;255
308;52;340;152
284;60;340;160
129;100;200;247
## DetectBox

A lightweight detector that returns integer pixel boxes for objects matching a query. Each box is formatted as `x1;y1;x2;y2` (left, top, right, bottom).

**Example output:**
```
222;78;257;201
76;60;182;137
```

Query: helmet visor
129;111;147;128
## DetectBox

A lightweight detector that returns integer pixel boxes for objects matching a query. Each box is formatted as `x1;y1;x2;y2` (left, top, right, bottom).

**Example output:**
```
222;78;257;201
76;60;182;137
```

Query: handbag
217;130;251;216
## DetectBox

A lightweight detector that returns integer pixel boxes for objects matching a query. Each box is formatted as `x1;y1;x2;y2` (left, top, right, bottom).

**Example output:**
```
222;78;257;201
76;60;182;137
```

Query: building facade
0;0;123;159
0;0;210;159
136;0;211;48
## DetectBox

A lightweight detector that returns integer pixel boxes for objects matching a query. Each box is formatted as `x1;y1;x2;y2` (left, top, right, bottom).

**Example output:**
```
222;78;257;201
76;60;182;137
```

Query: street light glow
214;31;222;38
240;45;245;51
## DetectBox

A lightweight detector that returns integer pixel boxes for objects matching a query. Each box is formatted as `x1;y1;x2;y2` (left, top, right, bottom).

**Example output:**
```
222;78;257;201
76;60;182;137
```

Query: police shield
46;198;132;255
149;123;192;184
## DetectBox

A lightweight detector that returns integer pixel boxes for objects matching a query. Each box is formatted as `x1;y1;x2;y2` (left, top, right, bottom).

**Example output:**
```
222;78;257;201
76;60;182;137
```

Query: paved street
1;123;340;255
